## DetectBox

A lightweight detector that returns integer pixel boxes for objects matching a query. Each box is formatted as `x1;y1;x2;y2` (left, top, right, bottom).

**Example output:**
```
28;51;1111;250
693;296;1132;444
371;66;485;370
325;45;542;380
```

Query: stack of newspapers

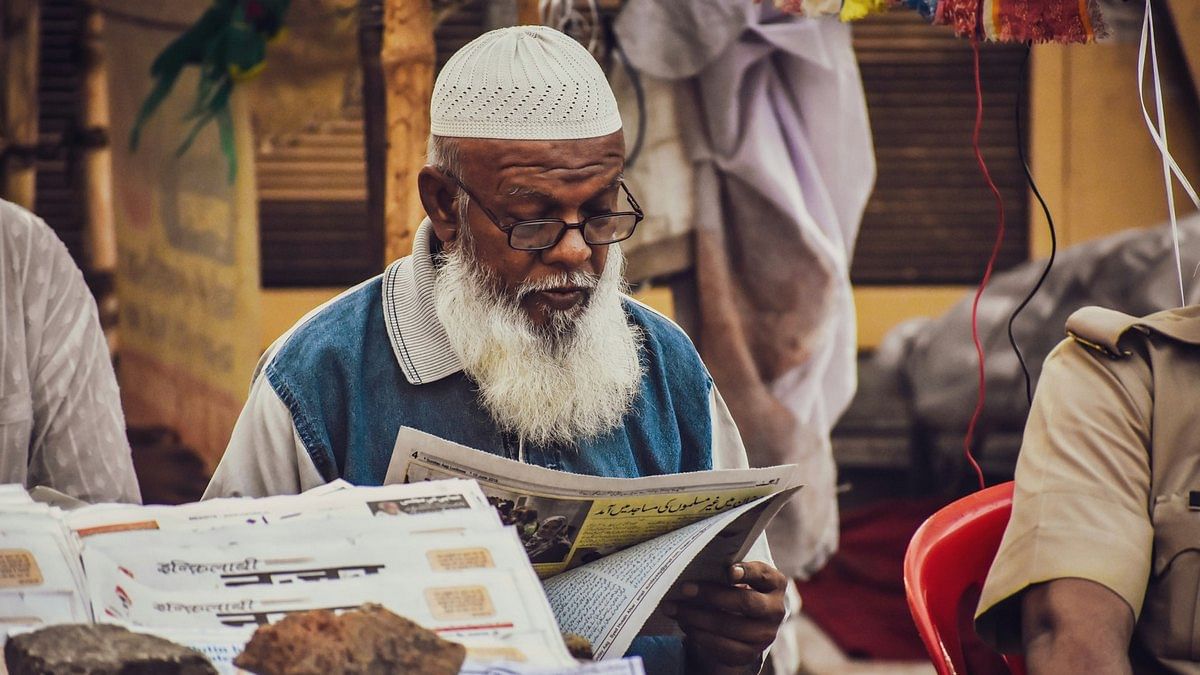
0;429;802;674
2;480;625;673
0;484;92;628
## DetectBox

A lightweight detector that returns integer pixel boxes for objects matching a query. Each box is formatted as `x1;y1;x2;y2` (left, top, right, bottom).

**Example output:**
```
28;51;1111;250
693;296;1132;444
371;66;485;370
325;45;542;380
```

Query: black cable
1007;45;1058;405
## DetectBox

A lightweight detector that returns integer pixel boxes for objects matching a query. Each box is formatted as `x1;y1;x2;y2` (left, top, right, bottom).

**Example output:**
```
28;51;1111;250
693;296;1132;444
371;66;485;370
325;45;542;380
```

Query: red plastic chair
904;481;1026;675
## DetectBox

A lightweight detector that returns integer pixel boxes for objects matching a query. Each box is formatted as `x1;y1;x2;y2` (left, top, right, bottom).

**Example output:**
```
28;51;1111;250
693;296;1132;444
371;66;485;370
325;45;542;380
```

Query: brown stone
233;604;466;675
4;623;217;675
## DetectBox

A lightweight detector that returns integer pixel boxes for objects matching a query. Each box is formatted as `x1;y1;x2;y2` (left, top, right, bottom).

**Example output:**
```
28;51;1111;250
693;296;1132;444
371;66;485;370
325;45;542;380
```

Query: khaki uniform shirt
975;305;1200;673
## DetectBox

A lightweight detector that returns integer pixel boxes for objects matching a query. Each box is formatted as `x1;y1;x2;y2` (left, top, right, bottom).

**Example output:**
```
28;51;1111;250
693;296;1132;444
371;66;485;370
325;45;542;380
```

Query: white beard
432;241;644;448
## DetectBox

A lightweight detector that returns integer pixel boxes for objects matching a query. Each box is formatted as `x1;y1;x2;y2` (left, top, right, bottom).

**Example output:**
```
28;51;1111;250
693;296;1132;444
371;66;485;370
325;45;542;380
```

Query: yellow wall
1028;41;1200;256
853;286;970;348
261;288;343;350
854;38;1200;349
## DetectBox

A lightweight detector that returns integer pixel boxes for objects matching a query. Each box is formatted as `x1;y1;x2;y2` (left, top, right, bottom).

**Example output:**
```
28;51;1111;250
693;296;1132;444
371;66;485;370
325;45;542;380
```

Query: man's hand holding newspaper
385;427;804;664
667;561;789;674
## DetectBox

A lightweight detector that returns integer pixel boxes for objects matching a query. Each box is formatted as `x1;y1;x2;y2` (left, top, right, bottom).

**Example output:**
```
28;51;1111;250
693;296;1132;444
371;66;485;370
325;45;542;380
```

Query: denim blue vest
263;274;713;672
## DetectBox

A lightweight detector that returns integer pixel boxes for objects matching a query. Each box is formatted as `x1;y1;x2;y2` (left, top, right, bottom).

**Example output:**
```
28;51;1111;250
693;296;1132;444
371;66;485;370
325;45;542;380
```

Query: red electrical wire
963;33;1004;492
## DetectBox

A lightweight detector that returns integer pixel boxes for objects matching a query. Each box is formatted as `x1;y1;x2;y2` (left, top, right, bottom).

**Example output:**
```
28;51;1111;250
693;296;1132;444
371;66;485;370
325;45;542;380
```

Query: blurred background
2;0;1197;671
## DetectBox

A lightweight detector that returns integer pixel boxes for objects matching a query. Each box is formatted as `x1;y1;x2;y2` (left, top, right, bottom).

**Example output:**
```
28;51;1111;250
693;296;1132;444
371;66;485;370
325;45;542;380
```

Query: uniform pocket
1142;495;1200;660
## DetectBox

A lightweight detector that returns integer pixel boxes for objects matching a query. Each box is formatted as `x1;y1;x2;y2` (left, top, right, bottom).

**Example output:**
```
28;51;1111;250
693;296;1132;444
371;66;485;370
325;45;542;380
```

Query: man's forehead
502;174;622;200
459;135;625;194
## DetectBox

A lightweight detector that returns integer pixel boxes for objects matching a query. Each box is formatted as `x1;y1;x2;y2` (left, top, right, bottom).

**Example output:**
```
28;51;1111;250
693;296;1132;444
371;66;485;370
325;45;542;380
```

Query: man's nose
540;225;593;270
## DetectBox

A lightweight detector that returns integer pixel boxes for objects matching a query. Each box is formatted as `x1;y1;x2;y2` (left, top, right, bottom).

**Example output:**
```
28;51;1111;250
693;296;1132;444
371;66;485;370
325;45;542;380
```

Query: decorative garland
769;0;1106;43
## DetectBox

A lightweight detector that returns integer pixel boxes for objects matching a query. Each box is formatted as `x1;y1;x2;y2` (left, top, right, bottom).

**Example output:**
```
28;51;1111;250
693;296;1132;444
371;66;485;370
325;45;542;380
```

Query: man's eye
507;211;551;223
583;203;616;218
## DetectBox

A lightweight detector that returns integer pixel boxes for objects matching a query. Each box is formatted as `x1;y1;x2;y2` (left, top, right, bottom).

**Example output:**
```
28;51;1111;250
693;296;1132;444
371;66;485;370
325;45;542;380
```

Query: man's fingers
673;581;785;622
674;603;780;651
684;626;764;668
665;581;694;601
730;561;788;594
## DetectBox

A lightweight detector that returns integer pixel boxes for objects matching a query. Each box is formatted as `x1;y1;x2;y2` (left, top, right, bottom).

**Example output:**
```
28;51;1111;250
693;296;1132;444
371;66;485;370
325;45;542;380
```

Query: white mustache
516;271;600;302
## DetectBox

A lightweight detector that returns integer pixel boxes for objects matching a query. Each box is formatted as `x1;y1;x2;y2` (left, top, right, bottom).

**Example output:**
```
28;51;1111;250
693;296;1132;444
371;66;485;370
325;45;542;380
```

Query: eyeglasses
445;173;644;252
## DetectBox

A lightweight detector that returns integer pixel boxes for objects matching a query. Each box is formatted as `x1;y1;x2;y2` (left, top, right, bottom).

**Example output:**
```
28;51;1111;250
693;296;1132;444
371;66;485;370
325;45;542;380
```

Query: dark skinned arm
1021;578;1135;675
663;561;788;674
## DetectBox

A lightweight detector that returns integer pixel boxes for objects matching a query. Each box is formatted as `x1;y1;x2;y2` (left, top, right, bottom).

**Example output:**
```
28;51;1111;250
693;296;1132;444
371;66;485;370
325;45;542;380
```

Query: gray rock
5;623;218;675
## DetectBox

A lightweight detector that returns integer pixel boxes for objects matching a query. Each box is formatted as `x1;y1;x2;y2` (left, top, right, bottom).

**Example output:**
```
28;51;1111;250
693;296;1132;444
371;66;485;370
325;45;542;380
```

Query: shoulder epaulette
1064;306;1146;359
1135;305;1200;346
1065;305;1200;358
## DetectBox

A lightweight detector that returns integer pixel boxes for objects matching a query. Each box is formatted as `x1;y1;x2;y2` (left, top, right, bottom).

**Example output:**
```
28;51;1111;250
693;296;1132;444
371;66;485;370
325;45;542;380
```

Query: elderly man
206;26;788;673
0;199;140;504
976;305;1200;673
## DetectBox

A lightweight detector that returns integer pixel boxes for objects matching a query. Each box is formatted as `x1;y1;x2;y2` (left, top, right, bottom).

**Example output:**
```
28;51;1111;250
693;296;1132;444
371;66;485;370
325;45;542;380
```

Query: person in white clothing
0;199;140;503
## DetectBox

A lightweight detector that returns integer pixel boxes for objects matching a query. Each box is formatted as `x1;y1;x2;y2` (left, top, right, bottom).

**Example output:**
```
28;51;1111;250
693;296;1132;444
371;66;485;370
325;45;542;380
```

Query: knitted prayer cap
430;25;622;141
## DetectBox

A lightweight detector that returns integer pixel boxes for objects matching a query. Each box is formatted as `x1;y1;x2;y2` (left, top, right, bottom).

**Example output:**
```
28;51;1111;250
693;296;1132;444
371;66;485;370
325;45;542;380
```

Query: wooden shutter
29;0;491;288
257;0;488;288
257;115;374;287
35;0;85;263
850;12;1029;285
435;1;490;71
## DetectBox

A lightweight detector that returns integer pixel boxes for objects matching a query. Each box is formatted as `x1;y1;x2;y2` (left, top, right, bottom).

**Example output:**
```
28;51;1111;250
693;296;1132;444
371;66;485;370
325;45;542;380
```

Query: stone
233;604;466;675
4;623;218;675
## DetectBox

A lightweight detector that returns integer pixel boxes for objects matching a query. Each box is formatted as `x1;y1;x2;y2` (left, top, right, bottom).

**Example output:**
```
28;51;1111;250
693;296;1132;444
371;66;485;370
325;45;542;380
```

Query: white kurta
0;200;140;503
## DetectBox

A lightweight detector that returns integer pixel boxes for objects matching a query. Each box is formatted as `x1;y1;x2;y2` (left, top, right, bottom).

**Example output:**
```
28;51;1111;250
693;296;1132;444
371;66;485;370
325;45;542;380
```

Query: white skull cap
430;25;622;141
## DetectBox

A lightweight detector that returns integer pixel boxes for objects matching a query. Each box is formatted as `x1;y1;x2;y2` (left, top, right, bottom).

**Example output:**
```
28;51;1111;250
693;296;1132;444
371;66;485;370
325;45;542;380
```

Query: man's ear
418;166;460;244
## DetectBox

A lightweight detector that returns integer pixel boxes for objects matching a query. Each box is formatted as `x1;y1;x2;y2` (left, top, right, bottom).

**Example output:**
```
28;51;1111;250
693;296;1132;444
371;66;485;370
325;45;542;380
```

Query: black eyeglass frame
444;173;645;252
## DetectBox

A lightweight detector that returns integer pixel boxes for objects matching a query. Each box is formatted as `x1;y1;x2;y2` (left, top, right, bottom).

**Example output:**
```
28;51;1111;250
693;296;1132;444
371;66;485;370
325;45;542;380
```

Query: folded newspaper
385;427;804;659
0;480;644;674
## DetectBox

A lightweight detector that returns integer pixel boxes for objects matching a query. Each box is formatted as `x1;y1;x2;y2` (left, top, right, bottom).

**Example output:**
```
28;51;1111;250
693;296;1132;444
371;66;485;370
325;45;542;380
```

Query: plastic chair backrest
904;481;1025;675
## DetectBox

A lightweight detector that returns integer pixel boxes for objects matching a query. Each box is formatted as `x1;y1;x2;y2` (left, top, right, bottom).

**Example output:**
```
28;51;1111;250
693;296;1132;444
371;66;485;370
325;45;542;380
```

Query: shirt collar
381;220;463;385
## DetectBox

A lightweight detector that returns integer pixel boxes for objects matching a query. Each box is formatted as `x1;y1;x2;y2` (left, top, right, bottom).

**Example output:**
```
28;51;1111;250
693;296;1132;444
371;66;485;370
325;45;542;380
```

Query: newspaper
385;427;803;659
2;480;654;674
0;502;91;639
87;563;571;660
80;520;526;590
68;480;577;669
66;479;492;537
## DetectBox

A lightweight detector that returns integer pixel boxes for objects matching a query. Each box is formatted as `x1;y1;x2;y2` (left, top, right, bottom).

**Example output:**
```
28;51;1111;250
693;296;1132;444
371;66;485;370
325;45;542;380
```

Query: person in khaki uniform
975;304;1200;673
